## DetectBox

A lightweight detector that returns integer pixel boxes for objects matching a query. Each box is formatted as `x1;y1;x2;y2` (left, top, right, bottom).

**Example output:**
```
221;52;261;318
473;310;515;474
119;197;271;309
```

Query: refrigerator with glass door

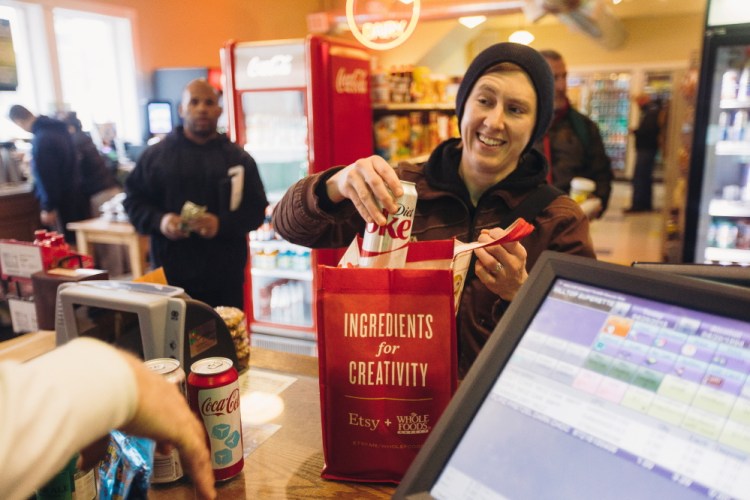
684;7;750;265
221;35;372;354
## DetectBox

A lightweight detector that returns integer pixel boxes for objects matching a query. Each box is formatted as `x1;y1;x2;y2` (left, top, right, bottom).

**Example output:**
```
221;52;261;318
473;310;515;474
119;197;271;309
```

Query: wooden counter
151;347;395;499
0;332;394;499
66;217;149;278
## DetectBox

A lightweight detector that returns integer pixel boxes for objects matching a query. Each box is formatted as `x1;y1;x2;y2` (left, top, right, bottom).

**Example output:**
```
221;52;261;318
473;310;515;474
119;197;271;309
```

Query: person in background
0;337;216;500
273;43;595;376
625;93;663;214
124;79;268;309
8;104;89;244
58;111;129;276
536;50;614;219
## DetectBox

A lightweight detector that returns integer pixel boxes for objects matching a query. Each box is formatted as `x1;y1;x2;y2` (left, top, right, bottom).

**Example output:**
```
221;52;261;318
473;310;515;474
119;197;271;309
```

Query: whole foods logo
200;388;240;416
396;412;430;435
346;0;421;51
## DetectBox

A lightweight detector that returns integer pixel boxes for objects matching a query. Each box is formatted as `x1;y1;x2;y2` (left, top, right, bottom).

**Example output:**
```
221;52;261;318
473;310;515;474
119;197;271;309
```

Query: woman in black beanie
274;42;595;375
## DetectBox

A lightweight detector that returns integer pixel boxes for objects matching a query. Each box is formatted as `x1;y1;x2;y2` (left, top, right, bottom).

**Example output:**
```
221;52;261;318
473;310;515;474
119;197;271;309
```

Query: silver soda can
145;358;186;483
361;180;417;268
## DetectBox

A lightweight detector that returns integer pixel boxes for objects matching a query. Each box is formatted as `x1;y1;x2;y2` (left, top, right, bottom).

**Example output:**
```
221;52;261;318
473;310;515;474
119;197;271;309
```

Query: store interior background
1;0;708;259
0;0;712;341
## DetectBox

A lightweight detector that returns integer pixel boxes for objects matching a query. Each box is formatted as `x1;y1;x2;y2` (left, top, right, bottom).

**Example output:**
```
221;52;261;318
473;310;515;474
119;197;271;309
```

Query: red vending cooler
221;35;373;354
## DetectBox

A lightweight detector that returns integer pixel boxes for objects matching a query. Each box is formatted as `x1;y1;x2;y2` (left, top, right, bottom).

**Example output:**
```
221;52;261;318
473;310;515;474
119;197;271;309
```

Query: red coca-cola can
360;180;417;268
188;357;244;481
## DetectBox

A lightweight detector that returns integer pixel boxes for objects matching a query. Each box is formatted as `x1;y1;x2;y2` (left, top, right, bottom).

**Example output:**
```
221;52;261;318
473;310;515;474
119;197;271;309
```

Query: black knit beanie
455;42;554;153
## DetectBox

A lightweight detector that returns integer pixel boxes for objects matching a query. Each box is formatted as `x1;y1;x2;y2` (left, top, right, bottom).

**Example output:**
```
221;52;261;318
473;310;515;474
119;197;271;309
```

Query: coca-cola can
360;180;417;268
145;358;186;483
188;357;244;481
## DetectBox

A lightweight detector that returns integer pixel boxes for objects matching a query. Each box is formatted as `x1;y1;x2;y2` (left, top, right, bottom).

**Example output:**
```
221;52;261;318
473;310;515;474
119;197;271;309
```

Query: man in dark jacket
625;93;663;213
124;79;268;309
9;105;89;243
536;50;614;219
58;111;128;275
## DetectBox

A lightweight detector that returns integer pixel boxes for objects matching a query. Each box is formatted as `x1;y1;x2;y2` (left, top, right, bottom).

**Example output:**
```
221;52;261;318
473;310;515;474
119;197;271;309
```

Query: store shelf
719;99;750;109
372;102;454;111
704;247;750;264
251;268;312;281
715;141;750;156
708;199;750;217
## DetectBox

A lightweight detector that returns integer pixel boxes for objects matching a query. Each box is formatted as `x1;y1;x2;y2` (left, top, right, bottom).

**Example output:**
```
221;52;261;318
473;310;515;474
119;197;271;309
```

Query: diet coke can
360;180;417;268
188;357;244;481
145;358;186;483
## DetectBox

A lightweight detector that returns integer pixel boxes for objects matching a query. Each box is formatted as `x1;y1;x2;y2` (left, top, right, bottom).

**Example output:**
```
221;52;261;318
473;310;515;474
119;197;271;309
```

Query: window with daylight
0;1;141;148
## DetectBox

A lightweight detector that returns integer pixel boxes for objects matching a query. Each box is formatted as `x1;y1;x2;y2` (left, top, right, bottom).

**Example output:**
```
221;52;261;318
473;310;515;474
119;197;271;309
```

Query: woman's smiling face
459;65;537;184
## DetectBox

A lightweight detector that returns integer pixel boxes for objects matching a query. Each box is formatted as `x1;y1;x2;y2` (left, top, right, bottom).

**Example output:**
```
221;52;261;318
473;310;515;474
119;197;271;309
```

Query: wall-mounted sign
346;0;421;51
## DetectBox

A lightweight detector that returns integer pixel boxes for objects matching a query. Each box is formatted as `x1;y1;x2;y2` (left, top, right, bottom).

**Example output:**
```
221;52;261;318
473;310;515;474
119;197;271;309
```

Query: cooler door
241;89;315;340
686;39;750;264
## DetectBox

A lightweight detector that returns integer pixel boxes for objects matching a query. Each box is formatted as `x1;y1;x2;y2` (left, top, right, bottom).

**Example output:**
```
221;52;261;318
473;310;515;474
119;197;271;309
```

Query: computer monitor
146;100;173;136
632;261;750;289
395;251;750;500
55;280;238;368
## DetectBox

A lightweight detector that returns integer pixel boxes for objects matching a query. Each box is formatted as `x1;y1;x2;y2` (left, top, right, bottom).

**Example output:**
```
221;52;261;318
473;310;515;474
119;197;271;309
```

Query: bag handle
453;218;534;258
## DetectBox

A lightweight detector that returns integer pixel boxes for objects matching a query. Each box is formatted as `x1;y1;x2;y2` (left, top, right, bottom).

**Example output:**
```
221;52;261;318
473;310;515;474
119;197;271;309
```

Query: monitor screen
433;278;749;499
395;252;750;500
146;101;173;135
73;304;145;359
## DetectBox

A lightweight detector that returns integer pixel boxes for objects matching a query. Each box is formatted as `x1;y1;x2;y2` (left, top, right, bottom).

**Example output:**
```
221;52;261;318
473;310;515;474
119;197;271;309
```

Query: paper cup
570;177;596;204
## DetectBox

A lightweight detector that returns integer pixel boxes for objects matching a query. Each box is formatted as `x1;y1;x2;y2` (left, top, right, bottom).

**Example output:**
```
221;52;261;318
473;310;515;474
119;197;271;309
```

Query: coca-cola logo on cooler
246;54;293;79
200;388;240;416
335;68;367;95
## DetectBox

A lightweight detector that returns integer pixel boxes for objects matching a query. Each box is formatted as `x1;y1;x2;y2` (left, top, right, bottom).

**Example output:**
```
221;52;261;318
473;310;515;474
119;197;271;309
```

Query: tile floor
590;180;665;266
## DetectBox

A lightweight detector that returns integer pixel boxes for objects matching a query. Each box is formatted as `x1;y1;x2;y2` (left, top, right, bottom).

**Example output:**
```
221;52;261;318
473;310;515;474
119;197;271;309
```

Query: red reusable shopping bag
316;219;534;483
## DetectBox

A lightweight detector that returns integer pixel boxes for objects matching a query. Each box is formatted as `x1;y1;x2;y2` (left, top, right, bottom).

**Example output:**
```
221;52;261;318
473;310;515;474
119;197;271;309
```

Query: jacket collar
168;126;227;148
422;138;549;200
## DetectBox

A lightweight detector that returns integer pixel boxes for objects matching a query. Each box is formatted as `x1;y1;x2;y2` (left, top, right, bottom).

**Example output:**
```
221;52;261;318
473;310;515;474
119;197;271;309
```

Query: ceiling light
508;29;535;45
399;0;414;4
458;15;487;29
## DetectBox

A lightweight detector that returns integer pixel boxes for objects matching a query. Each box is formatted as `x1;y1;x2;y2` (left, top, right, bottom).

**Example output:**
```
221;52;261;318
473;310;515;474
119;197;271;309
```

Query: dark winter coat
273;138;595;375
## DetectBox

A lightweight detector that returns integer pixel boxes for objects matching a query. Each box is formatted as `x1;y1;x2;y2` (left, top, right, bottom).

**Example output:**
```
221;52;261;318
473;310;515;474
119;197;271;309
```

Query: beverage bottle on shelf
33;229;49;244
738;60;750;101
721;68;740;100
718;111;730;141
731;111;748;141
258;284;272;319
290;281;305;324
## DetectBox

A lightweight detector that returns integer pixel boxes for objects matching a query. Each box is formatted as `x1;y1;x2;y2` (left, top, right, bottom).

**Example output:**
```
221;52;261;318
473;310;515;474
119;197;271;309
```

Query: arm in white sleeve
0;337;138;500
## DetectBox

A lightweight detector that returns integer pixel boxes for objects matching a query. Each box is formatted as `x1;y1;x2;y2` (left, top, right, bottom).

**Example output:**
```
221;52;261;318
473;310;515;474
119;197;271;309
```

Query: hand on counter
0;338;217;500
79;349;217;500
